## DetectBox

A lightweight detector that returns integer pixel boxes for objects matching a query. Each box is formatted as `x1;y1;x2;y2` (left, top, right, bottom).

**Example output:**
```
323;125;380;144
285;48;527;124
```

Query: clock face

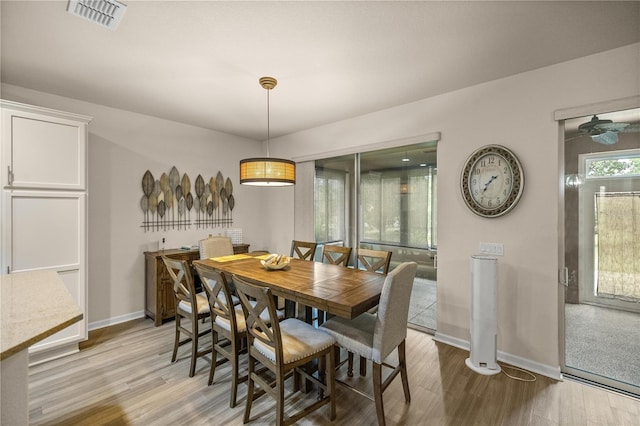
461;145;524;218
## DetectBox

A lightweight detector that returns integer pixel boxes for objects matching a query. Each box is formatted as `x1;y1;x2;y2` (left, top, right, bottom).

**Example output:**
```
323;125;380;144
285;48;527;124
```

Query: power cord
498;362;537;382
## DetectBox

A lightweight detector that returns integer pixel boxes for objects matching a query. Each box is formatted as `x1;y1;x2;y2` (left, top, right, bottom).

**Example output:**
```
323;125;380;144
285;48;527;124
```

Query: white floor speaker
465;255;501;375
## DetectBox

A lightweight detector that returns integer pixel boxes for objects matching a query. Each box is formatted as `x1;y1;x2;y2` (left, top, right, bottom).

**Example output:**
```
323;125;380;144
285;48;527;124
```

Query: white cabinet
1;100;91;364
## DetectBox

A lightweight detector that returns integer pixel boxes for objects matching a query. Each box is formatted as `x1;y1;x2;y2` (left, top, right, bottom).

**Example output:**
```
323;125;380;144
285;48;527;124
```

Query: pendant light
239;77;296;186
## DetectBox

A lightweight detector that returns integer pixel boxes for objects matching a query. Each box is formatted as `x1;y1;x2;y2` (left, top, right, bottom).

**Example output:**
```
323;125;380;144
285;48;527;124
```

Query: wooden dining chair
234;275;336;426
316;244;354;324
199;235;234;259
322;244;353;267
162;256;212;377
193;265;246;407
289;240;318;261
320;262;418;426
357;248;392;275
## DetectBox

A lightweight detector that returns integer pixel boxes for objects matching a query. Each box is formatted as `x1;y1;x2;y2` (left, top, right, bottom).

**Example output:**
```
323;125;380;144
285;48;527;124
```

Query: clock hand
482;175;499;192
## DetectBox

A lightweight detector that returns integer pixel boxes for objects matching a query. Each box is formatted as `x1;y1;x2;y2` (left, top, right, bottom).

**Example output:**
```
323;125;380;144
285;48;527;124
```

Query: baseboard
29;342;79;366
88;311;146;331
433;332;562;381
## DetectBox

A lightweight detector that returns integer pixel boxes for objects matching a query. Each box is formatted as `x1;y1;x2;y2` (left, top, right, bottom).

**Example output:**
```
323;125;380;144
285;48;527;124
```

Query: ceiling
2;1;639;141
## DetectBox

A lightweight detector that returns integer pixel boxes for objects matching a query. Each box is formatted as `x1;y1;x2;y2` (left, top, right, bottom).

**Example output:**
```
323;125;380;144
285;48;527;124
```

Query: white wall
267;43;640;376
0;84;280;325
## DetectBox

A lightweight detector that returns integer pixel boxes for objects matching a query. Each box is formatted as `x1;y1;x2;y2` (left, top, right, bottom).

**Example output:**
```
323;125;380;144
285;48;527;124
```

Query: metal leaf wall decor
140;167;236;231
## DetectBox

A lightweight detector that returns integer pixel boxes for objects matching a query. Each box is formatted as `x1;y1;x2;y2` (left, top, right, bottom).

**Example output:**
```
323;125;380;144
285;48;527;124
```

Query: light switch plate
479;242;504;256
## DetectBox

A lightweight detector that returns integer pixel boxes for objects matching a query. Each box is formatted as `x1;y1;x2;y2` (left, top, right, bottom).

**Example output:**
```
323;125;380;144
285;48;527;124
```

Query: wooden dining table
193;254;386;320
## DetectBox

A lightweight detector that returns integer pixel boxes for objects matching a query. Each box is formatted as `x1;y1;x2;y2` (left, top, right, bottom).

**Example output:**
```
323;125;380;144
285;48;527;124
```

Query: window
315;167;347;244
361;166;437;249
586;153;640;178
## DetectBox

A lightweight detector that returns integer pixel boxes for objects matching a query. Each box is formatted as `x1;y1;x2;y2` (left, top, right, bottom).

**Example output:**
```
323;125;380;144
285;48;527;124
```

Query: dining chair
322;244;353;267
198;235;240;305
199;235;234;259
194;264;285;407
289;240;318;261
193;265;246;407
162;256;212;378
315;244;354;324
320;261;418;426
289;240;318;319
351;247;394;375
234;275;336;426
357;248;392;275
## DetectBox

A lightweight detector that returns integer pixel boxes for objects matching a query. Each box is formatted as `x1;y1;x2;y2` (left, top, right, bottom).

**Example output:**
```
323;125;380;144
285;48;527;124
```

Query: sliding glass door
314;141;438;331
562;107;640;397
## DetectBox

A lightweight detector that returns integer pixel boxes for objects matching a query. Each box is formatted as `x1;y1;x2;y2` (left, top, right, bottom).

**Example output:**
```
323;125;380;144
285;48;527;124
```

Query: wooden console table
144;244;249;325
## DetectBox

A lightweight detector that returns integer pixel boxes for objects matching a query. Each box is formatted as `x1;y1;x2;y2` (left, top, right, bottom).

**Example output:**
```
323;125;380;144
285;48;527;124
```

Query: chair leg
276;375;285;426
347;351;354;377
398;340;411;402
372;362;386;426
328;349;336;420
318;354;326;400
171;314;181;363
230;339;239;408
208;330;218;386
189;316;199;377
244;356;255;424
359;356;367;376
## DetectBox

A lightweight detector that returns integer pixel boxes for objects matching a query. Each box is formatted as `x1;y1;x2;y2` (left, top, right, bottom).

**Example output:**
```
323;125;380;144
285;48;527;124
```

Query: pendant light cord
266;87;270;158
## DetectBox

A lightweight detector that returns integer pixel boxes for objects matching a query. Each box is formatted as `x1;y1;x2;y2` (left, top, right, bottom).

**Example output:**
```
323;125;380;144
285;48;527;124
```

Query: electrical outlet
479;242;504;256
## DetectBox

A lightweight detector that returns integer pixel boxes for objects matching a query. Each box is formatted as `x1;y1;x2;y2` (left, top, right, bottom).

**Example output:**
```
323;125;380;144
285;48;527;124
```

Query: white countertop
1;270;83;360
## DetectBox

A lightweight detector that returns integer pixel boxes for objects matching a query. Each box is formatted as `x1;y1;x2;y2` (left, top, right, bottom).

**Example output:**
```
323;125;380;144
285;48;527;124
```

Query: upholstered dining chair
351;247;394;375
199;235;234;259
198;235;239;305
320;261;418;426
289;240;318;261
322;244;353;267
162;256;212;377
234;275;336;426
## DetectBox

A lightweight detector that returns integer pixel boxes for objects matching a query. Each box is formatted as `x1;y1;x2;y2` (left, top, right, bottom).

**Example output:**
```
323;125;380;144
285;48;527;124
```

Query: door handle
559;267;569;287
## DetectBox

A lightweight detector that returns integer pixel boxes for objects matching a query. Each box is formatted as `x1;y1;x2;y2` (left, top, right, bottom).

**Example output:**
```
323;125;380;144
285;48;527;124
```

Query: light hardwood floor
29;318;640;425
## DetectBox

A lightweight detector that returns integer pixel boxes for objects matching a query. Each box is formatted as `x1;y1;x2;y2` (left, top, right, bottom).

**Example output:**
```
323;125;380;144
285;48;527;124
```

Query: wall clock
460;144;524;218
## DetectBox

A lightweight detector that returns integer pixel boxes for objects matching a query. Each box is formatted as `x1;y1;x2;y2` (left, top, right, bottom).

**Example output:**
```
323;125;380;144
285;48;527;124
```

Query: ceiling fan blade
591;131;618;145
595;122;629;132
565;133;586;142
620;123;640;133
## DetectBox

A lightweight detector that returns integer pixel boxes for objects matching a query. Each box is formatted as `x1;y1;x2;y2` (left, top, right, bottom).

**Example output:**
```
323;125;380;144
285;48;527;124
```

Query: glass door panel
563;108;640;397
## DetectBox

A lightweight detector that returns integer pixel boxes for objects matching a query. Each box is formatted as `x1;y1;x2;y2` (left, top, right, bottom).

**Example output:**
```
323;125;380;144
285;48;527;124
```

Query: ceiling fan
573;114;640;145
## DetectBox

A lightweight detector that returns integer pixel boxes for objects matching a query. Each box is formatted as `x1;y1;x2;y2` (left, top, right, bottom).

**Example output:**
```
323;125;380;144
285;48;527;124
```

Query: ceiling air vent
67;0;127;30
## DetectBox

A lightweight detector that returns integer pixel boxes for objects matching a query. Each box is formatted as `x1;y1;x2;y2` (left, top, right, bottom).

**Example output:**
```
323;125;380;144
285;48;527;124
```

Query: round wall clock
460;144;524;218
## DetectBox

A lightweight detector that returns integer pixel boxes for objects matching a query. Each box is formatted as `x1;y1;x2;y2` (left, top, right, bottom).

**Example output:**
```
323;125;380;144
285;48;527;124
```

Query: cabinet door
3;190;87;352
1;102;90;190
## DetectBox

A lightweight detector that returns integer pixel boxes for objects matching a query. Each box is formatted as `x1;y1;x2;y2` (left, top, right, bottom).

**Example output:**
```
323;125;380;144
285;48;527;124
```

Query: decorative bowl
260;254;291;270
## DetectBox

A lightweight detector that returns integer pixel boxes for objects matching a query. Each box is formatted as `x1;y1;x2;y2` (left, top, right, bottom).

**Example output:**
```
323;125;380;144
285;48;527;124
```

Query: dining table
193;253;387;320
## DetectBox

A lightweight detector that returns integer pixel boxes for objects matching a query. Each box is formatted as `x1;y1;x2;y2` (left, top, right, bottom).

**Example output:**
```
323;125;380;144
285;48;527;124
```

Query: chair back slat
357;248;392;275
322;245;353;267
290;240;318;261
372;261;417;362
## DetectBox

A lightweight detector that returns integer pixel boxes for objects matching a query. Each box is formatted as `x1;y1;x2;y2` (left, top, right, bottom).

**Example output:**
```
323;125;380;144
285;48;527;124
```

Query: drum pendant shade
240;77;296;186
